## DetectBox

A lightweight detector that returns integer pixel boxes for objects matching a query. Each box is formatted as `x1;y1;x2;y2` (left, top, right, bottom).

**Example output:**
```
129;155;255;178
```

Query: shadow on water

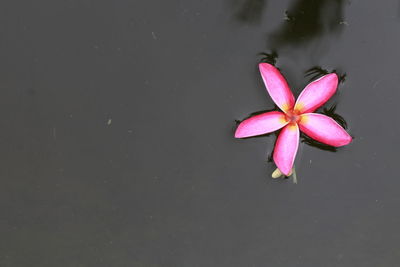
256;0;348;74
320;104;348;129
258;52;347;85
259;50;278;65
305;66;347;84
230;0;268;24
231;0;346;48
269;0;346;48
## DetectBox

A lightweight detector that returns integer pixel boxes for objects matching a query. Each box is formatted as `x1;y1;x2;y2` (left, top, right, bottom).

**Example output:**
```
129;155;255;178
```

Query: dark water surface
1;0;399;266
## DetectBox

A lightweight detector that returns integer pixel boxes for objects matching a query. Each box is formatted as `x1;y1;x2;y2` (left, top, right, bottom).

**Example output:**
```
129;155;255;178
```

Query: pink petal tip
235;111;288;138
259;63;295;113
299;113;352;147
294;73;338;114
273;124;299;175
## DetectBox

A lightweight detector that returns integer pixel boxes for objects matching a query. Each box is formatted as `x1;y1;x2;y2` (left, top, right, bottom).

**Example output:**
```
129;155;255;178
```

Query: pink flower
235;63;352;176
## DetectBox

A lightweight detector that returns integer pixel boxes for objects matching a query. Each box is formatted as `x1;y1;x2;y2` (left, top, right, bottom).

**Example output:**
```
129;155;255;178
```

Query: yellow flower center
285;110;301;124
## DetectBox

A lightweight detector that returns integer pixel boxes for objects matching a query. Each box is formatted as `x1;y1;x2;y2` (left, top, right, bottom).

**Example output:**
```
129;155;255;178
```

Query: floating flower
235;63;352;176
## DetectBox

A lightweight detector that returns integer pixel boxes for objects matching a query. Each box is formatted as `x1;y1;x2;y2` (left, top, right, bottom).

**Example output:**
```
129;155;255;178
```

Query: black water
1;0;399;266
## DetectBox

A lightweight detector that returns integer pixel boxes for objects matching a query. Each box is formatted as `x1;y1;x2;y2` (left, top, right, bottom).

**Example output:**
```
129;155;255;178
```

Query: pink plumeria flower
235;63;352;176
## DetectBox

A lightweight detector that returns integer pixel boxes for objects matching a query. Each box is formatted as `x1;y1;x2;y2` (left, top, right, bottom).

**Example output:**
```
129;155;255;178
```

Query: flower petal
294;73;338;114
273;124;299;176
235;111;288;138
259;63;295;113
299;113;352;147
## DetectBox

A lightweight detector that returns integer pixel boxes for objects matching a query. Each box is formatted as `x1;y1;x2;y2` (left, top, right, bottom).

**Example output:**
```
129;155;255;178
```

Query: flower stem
292;167;297;184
